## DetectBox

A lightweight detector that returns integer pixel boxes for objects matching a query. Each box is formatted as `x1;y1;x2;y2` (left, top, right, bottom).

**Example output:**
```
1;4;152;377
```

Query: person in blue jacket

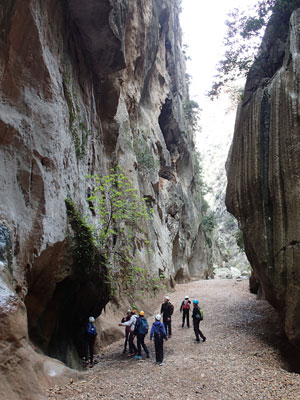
149;314;167;365
86;316;97;367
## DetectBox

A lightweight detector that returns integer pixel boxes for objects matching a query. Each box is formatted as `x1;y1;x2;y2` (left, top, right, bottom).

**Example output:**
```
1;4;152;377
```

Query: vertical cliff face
226;8;300;349
0;0;211;397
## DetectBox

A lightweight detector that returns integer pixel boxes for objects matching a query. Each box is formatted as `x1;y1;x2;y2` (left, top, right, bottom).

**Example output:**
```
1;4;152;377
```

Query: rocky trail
46;280;300;400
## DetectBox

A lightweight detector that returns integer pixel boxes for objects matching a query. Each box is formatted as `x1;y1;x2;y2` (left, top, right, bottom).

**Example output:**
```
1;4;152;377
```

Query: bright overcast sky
180;0;259;181
180;0;257;101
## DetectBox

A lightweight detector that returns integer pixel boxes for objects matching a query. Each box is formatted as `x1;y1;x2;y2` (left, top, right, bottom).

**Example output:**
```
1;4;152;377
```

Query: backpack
183;300;190;310
200;308;204;320
195;308;203;321
137;317;149;335
87;322;97;335
169;302;174;316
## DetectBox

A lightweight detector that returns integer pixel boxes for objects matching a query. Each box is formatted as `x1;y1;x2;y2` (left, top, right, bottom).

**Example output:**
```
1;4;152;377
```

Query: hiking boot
146;354;150;358
159;362;165;366
203;337;206;342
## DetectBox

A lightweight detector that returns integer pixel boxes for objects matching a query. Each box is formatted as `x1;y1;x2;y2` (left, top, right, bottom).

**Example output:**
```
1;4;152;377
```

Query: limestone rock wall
0;0;211;397
226;8;300;349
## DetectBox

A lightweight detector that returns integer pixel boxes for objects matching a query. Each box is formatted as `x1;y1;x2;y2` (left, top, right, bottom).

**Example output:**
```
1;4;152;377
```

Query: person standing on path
121;309;131;354
180;295;191;328
134;311;150;360
192;300;206;343
149;314;167;365
160;296;174;337
86;316;97;367
119;309;138;355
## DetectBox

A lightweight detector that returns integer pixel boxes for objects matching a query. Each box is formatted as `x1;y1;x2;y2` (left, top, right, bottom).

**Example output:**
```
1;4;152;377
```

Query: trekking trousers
182;311;190;327
137;333;149;357
163;318;172;336
129;332;137;354
154;334;164;363
193;320;205;341
123;330;129;353
87;334;95;363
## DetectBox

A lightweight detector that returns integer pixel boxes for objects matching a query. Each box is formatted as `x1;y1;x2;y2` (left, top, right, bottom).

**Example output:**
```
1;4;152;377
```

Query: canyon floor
46;279;300;400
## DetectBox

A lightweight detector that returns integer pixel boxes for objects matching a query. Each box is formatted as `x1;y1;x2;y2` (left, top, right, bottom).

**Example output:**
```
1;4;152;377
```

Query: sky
180;0;258;100
179;0;258;205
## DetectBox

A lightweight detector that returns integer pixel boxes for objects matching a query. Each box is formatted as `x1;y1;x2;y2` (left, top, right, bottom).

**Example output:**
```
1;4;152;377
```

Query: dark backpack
138;318;149;335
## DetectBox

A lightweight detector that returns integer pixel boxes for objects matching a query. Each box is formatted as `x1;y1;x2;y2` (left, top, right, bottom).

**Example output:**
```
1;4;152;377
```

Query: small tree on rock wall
87;167;153;297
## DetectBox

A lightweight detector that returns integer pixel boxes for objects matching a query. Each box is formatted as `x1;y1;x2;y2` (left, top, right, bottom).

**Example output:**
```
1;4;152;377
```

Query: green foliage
133;136;158;173
184;99;200;131
87;166;152;249
87;166;155;298
235;229;245;251
209;0;300;98
201;212;216;235
63;72;91;159
65;198;108;280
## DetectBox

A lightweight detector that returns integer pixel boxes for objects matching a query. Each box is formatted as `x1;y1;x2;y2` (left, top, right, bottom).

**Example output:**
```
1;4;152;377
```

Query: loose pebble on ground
46;279;300;400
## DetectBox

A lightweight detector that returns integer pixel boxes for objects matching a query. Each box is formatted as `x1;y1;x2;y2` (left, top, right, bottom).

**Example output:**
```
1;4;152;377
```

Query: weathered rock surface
226;7;300;351
0;0;211;398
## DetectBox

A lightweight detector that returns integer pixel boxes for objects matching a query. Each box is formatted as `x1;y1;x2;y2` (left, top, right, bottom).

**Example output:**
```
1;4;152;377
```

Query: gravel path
46;279;300;399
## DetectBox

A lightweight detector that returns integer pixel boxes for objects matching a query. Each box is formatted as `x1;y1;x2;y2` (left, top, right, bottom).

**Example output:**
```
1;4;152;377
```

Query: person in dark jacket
149;314;167;365
192;300;206;343
86;316;97;367
180;295;191;328
121;309;131;354
160;296;174;337
134;311;150;360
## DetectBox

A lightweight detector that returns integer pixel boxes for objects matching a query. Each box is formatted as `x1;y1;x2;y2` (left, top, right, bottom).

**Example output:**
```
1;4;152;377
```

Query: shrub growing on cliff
87;167;154;297
235;229;245;252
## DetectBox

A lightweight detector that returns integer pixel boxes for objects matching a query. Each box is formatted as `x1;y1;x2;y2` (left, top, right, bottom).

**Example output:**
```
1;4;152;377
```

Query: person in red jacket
121;309;131;354
119;309;138;355
180;295;191;328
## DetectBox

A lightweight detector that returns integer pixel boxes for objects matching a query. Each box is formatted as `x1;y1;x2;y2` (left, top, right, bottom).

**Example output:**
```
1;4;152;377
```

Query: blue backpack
87;322;97;335
137;317;149;335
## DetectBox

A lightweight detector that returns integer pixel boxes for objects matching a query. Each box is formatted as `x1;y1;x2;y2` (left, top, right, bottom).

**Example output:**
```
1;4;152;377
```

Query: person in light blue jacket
149;314;167;365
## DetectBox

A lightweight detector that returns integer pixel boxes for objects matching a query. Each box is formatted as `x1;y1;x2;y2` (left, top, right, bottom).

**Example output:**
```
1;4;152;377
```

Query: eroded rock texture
0;0;211;397
226;8;300;350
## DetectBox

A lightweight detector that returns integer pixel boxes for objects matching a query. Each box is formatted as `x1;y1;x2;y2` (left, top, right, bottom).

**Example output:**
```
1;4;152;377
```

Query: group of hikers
84;295;206;367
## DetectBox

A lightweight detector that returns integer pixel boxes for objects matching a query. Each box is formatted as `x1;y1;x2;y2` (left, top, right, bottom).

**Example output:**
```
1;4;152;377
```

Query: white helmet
164;295;170;300
89;316;95;323
155;314;161;320
185;295;189;299
127;309;131;313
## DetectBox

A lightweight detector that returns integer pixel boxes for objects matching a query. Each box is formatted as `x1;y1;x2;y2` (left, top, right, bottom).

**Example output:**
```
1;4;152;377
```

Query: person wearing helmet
192;300;206;343
134;311;150;360
160;295;174;337
119;309;138;355
149;314;167;365
86;316;97;367
180;295;191;328
121;309;132;354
